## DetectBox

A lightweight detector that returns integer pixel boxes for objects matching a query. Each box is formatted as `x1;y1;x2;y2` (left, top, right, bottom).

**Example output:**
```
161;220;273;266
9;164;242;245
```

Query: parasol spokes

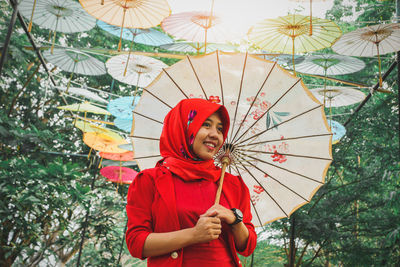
28;0;37;32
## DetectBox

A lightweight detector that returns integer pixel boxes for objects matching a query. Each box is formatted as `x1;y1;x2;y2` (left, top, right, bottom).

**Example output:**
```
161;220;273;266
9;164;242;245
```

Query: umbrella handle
214;157;230;204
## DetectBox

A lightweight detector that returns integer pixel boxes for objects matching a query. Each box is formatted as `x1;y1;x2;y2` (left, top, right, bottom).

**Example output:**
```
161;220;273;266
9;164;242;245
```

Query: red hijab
159;98;230;182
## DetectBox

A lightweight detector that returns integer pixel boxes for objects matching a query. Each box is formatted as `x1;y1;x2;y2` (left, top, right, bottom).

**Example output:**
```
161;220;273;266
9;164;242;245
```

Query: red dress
173;176;234;266
125;166;257;267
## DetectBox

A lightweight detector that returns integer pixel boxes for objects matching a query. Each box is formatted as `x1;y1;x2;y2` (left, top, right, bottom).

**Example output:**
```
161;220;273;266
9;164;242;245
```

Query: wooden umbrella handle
214;157;230;204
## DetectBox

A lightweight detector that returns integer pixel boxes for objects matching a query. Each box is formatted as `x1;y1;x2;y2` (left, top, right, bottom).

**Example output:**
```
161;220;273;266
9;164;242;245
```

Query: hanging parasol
100;166;138;184
114;117;133;133
20;0;96;50
44;48;106;90
309;86;366;108
83;132;128;154
107;96;141;120
99;151;134;161
54;86;108;104
131;52;332;225
97;20;173;47
106;54;167;87
327;119;346;144
161;11;247;53
74;120;125;141
331;23;400;88
292;54;365;76
80;0;171;51
160;41;238;55
102;159;138;167
57;102;110;115
248;14;342;75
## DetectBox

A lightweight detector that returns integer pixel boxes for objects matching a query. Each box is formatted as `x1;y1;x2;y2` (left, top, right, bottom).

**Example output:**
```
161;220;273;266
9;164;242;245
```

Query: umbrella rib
133;155;161;160
232;78;301;144
236;133;332;148
129;136;160;141
233;163;265;227
244;153;324;185
216;50;224;106
229;53;248;144
162;69;189;99
142;88;173;109
239;154;311;203
236;104;322;146
132;111;163;125
236;157;289;217
231;62;277;143
236;149;332;161
186;55;208;99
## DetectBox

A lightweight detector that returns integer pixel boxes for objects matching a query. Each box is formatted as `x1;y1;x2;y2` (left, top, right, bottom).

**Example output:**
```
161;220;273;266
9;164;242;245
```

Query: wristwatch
230;208;243;225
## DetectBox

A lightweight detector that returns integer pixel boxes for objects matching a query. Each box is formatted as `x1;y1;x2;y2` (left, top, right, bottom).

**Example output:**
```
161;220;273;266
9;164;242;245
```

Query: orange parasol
99;151;134;161
83;132;128;154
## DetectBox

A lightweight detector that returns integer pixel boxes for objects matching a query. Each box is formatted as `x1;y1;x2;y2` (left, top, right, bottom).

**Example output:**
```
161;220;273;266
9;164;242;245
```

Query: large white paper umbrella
332;23;400;87
132;52;332;225
105;54;167;87
309;86;366;108
20;0;96;51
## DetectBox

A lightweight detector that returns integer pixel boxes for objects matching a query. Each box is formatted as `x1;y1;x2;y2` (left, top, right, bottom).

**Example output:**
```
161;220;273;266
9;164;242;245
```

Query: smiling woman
125;98;257;267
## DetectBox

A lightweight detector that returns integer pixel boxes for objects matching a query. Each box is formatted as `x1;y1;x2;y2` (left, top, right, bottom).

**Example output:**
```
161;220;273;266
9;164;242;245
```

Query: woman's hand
192;209;222;243
205;204;236;225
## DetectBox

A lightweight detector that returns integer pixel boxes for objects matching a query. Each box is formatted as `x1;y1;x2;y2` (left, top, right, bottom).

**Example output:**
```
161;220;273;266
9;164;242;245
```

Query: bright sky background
167;0;334;29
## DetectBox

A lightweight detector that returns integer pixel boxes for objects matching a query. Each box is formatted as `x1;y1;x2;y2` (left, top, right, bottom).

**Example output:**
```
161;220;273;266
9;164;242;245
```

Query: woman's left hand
205;204;236;225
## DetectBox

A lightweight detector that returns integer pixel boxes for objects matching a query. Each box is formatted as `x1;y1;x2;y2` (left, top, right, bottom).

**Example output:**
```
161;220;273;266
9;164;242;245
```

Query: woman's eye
202;122;210;127
218;127;223;132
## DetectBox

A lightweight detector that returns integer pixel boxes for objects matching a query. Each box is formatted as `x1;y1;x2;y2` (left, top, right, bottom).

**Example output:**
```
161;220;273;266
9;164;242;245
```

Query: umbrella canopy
161;11;246;52
102;159;138;167
105;54;167;87
100;166;137;184
107;96;141;120
74;120;125;140
332;23;400;87
160;41;238;55
292;54;366;76
131;52;332;225
83;132;128;153
114;117;133;133
80;0;170;29
58;102;111;115
44;48;106;76
55;86;108;103
97;20;172;46
327;119;346;144
20;0;96;33
248;14;342;74
309;86;366;107
99;151;134;161
118;143;134;151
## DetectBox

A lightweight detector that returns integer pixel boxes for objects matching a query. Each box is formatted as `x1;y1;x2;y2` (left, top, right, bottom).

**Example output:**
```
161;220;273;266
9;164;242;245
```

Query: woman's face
192;112;224;161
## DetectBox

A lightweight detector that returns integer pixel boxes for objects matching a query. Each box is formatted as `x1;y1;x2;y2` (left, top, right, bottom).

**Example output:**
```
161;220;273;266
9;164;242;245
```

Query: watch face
236;209;243;220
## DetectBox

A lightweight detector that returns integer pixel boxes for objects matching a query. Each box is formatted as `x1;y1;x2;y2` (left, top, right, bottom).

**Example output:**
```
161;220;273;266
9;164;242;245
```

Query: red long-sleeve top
125;166;257;267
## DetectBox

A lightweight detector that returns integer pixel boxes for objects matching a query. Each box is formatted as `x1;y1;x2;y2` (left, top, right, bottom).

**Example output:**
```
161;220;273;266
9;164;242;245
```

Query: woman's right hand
192;209;222;243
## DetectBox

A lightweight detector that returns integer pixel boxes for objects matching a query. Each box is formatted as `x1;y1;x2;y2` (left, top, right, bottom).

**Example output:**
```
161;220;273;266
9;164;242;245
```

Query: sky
167;0;334;29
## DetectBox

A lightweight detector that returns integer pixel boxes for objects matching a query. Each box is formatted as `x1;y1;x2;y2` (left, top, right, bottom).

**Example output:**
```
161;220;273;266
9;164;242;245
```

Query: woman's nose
208;127;218;138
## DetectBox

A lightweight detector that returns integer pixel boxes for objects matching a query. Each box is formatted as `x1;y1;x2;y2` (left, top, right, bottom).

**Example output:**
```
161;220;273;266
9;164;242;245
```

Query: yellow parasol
57;102;111;115
83;132;128;154
248;14;342;75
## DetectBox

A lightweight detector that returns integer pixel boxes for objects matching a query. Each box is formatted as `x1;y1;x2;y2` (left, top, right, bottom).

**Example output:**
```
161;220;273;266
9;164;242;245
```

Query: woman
126;98;257;266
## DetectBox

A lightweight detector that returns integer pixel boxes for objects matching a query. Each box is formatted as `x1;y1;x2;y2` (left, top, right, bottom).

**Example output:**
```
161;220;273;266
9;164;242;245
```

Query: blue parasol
327;119;346;144
97;20;172;47
107;96;140;120
114;117;133;133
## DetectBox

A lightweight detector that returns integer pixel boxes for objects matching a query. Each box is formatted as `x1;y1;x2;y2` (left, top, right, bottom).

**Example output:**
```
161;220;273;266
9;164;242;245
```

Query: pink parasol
99;151;134;161
100;166;138;184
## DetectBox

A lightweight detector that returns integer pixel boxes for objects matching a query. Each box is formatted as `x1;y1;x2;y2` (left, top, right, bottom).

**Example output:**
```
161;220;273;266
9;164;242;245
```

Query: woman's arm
206;204;249;251
142;210;222;257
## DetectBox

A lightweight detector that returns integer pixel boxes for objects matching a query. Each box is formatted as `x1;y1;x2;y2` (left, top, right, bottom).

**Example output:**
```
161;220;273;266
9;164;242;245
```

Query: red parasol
100;166;138;184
